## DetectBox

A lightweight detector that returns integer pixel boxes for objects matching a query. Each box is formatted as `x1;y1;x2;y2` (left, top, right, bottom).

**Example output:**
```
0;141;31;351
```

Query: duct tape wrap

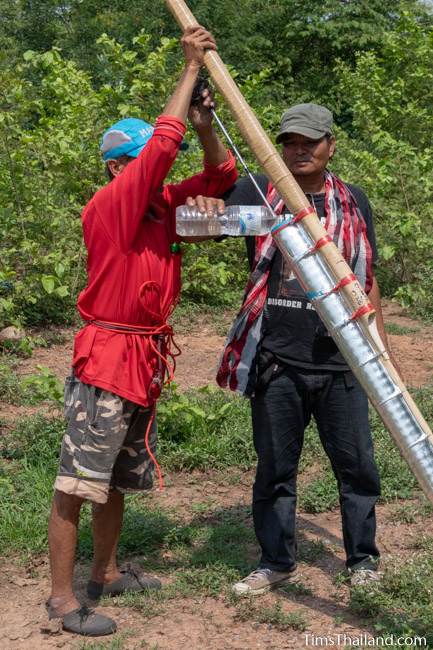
271;217;433;500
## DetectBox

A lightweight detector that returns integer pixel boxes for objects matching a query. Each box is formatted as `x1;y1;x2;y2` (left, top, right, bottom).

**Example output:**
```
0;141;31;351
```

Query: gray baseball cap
276;103;333;143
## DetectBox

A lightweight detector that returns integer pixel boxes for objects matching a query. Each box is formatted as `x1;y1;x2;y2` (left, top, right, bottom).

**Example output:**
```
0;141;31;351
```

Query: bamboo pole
165;0;370;322
165;0;433;502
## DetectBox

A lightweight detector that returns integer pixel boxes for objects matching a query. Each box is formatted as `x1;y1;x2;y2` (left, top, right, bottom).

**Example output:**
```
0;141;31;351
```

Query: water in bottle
175;205;278;237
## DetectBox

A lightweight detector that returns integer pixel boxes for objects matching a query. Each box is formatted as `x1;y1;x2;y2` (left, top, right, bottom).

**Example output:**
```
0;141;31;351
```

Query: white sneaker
349;568;382;587
232;567;297;596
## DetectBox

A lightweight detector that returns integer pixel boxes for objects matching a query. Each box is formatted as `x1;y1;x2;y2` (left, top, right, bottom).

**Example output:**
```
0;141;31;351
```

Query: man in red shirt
46;26;237;636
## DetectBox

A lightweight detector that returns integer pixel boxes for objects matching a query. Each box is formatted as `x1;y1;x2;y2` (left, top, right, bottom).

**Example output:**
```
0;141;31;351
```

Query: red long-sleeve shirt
72;115;237;406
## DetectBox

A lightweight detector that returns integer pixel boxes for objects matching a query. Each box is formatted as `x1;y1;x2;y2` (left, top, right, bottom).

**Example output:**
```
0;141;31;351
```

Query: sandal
87;564;161;600
46;602;116;636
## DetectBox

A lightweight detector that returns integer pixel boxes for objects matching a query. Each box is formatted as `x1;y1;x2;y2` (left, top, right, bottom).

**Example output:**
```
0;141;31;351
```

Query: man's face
280;133;336;177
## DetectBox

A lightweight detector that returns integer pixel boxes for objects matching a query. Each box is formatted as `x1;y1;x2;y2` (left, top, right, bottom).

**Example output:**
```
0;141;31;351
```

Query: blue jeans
251;366;380;571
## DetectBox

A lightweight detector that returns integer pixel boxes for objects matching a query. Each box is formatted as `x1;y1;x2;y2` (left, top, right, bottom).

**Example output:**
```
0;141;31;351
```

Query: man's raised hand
181;25;217;70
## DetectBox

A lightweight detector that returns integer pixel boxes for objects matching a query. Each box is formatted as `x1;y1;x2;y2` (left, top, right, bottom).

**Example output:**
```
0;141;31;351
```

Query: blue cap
100;117;189;161
100;118;154;161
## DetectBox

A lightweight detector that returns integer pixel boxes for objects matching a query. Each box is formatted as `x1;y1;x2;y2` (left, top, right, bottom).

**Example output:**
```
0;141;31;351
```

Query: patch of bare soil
0;478;432;650
17;330;74;383
174;332;226;390
382;301;433;388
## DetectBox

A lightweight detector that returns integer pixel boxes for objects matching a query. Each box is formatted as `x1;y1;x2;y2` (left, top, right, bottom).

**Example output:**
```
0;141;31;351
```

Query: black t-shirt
223;174;378;371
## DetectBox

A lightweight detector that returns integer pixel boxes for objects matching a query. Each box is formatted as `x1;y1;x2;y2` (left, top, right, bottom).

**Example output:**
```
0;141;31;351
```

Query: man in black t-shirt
222;103;393;595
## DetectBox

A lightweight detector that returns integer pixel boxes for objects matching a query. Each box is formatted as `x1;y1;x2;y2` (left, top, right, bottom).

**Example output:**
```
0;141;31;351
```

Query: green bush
0;361;63;406
2;8;433;325
0;34;250;328
181;238;248;307
158;384;255;470
334;11;433;318
21;365;64;405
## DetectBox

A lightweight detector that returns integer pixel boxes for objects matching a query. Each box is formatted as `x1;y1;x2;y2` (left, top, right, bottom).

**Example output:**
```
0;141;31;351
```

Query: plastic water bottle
175;205;278;237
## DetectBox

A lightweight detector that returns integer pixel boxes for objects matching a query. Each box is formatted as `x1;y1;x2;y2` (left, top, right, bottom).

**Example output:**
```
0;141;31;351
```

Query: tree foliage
0;36;179;325
0;1;433;327
334;10;433;314
3;1;431;94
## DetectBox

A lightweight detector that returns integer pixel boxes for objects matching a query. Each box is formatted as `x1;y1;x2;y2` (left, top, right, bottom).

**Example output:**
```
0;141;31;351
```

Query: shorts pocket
64;373;80;420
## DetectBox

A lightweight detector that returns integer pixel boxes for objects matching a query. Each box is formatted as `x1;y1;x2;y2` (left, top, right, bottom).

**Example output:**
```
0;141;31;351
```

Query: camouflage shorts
54;374;157;504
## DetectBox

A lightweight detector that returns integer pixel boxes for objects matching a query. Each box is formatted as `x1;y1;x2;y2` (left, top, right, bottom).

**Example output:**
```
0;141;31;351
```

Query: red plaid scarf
216;171;373;395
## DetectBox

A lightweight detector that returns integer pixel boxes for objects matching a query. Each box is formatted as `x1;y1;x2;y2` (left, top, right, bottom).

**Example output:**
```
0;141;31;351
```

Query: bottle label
239;210;260;235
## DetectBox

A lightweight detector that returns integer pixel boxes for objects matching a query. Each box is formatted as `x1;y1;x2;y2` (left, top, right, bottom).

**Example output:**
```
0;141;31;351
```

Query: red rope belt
88;282;180;490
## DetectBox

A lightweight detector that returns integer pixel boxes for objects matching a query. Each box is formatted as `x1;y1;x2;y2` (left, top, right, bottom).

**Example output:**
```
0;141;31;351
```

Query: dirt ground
8;300;433;397
1;492;432;650
1;300;433;649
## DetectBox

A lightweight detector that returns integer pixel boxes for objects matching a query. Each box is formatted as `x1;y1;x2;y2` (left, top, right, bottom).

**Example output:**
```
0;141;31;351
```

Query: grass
0;358;63;406
349;554;433;643
33;328;69;348
75;633;133;650
2;384;433;555
387;498;433;525
298;468;340;513
0;414;61;553
169;301;236;336
408;534;433;552
1;384;433;644
156;384;255;471
297;538;329;564
229;593;308;631
384;322;419;336
1;331;68;358
255;603;307;631
279;580;314;597
0;358;24;404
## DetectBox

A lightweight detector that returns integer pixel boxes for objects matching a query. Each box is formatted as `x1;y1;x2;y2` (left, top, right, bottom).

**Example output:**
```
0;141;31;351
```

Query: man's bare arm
162;26;216;123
